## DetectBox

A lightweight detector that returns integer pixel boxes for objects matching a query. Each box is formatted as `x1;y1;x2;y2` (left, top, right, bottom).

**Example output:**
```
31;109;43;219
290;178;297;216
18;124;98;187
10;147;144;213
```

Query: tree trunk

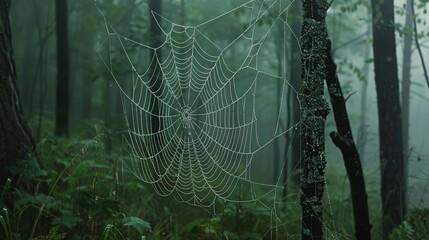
357;17;371;165
0;0;37;184
55;0;70;137
149;0;163;157
299;1;330;239
401;0;412;213
325;40;372;240
274;24;284;184
289;0;302;186
370;0;406;237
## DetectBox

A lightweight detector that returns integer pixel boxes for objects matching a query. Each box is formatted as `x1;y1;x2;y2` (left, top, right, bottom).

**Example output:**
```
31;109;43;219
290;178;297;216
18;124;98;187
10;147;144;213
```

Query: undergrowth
1;121;428;239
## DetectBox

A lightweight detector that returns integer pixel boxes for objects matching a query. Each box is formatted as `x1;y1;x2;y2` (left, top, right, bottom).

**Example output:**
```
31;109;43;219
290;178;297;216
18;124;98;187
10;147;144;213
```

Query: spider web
95;0;336;238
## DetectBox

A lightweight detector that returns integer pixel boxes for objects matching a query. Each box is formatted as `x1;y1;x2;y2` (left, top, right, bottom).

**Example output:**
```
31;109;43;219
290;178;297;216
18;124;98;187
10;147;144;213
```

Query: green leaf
33;226;65;240
52;209;81;229
9;158;47;181
14;193;56;211
65;160;95;185
121;216;151;235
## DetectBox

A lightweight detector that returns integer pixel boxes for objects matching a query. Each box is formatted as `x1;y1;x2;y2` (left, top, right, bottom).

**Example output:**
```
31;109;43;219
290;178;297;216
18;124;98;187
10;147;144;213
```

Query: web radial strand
96;0;304;209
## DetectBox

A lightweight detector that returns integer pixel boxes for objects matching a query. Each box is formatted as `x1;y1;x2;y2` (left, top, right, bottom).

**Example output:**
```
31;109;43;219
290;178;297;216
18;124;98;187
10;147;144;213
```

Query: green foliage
389;222;416;240
409;208;429;239
2;132;427;239
0;134;147;239
338;0;370;13
121;216;152;235
33;226;65;240
0;208;12;240
8;158;47;183
0;133;294;239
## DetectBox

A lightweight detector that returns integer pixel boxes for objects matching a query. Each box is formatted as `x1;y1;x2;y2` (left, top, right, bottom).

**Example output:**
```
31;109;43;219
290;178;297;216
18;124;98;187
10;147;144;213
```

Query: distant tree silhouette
55;0;70;136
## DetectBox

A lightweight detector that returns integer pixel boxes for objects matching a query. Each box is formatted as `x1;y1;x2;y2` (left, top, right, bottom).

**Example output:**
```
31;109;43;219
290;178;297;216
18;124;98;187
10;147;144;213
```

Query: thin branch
411;0;429;91
411;90;429;102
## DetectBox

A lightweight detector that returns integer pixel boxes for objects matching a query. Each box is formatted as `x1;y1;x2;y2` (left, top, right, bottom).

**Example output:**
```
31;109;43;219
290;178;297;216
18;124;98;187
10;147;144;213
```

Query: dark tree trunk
149;0;163;156
0;0;37;184
55;0;70;137
299;1;330;239
325;41;372;240
289;0;302;186
370;0;406;237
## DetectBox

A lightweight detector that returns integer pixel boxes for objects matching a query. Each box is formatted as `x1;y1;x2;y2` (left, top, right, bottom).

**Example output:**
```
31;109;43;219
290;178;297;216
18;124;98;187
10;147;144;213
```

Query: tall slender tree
371;0;406;237
325;40;372;240
288;0;302;186
299;1;330;239
358;14;372;164
0;0;37;184
401;0;413;212
274;22;285;184
55;0;70;137
148;0;163;159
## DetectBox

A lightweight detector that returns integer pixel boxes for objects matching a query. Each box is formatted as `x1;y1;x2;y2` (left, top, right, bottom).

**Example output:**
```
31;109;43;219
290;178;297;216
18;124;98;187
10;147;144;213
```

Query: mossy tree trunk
299;1;330;239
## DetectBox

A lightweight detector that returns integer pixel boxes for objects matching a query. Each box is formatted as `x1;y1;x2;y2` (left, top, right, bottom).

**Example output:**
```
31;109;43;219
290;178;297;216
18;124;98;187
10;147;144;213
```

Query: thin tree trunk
370;0;406;237
325;40;372;240
274;25;284;184
0;0;37;184
357;17;371;164
149;0;163;160
401;0;412;213
55;0;70;137
299;1;330;239
289;0;302;186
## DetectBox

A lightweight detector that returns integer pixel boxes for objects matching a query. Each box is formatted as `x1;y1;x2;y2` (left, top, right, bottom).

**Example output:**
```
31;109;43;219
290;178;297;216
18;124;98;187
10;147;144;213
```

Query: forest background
1;0;429;239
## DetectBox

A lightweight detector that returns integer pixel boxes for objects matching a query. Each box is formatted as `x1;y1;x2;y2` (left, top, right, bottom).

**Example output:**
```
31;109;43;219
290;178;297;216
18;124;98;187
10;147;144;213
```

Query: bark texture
371;0;406;237
0;0;37;184
326;41;372;240
299;1;330;239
